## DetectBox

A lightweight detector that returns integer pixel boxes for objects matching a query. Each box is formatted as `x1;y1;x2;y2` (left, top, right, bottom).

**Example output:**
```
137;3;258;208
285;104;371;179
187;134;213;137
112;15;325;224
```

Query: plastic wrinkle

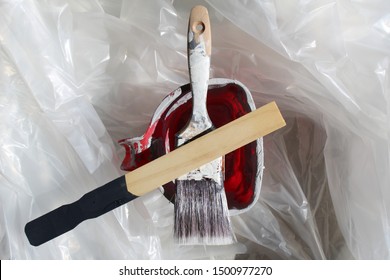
0;0;389;260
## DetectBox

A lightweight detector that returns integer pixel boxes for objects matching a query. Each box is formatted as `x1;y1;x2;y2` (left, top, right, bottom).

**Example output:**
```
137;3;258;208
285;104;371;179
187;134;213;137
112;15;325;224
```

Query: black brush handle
25;176;137;246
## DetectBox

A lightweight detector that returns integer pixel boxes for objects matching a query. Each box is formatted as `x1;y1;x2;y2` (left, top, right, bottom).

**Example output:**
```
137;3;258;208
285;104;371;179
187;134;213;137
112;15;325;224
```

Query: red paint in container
119;79;263;214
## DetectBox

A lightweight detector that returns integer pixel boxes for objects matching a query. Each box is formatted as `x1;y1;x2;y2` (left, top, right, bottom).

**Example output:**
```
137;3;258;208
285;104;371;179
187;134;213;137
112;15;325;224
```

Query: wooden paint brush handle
188;5;211;122
126;101;286;196
177;5;213;143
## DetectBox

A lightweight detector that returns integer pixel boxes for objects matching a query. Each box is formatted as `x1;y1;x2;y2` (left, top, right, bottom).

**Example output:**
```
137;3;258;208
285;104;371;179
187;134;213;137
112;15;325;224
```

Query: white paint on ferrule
178;157;223;185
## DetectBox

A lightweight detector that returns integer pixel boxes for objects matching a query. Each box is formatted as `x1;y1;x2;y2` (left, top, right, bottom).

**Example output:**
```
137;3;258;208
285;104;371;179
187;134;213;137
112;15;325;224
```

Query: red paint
118;83;258;210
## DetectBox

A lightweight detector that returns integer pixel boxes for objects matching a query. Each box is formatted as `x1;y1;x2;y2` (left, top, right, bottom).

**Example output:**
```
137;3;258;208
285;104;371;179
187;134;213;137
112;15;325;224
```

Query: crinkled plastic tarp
1;0;389;259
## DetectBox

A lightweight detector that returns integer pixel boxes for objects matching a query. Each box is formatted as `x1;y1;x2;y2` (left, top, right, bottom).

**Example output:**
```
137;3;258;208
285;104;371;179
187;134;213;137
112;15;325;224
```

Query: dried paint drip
174;179;235;245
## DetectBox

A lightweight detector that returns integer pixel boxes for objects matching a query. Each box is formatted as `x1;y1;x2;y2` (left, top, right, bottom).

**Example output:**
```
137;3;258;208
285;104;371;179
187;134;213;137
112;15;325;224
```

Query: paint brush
174;6;233;245
25;101;285;246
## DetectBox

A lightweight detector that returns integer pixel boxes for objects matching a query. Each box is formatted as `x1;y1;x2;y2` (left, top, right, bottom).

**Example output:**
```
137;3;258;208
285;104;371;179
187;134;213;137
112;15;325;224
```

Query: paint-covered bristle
174;178;235;245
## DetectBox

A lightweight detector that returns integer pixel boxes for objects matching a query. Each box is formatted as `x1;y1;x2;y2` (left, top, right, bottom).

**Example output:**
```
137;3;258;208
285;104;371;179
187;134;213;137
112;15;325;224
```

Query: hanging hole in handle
192;21;205;34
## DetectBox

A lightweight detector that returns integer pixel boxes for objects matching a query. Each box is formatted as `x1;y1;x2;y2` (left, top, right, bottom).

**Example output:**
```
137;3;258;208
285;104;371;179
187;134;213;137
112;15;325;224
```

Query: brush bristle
174;178;235;245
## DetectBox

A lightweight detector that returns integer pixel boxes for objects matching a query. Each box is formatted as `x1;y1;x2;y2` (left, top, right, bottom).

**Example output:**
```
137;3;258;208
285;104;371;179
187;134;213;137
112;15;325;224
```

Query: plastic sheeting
1;0;389;259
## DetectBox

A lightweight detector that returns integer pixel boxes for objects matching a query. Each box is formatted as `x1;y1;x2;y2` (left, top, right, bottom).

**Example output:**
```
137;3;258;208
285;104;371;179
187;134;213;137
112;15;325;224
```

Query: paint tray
119;78;264;215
